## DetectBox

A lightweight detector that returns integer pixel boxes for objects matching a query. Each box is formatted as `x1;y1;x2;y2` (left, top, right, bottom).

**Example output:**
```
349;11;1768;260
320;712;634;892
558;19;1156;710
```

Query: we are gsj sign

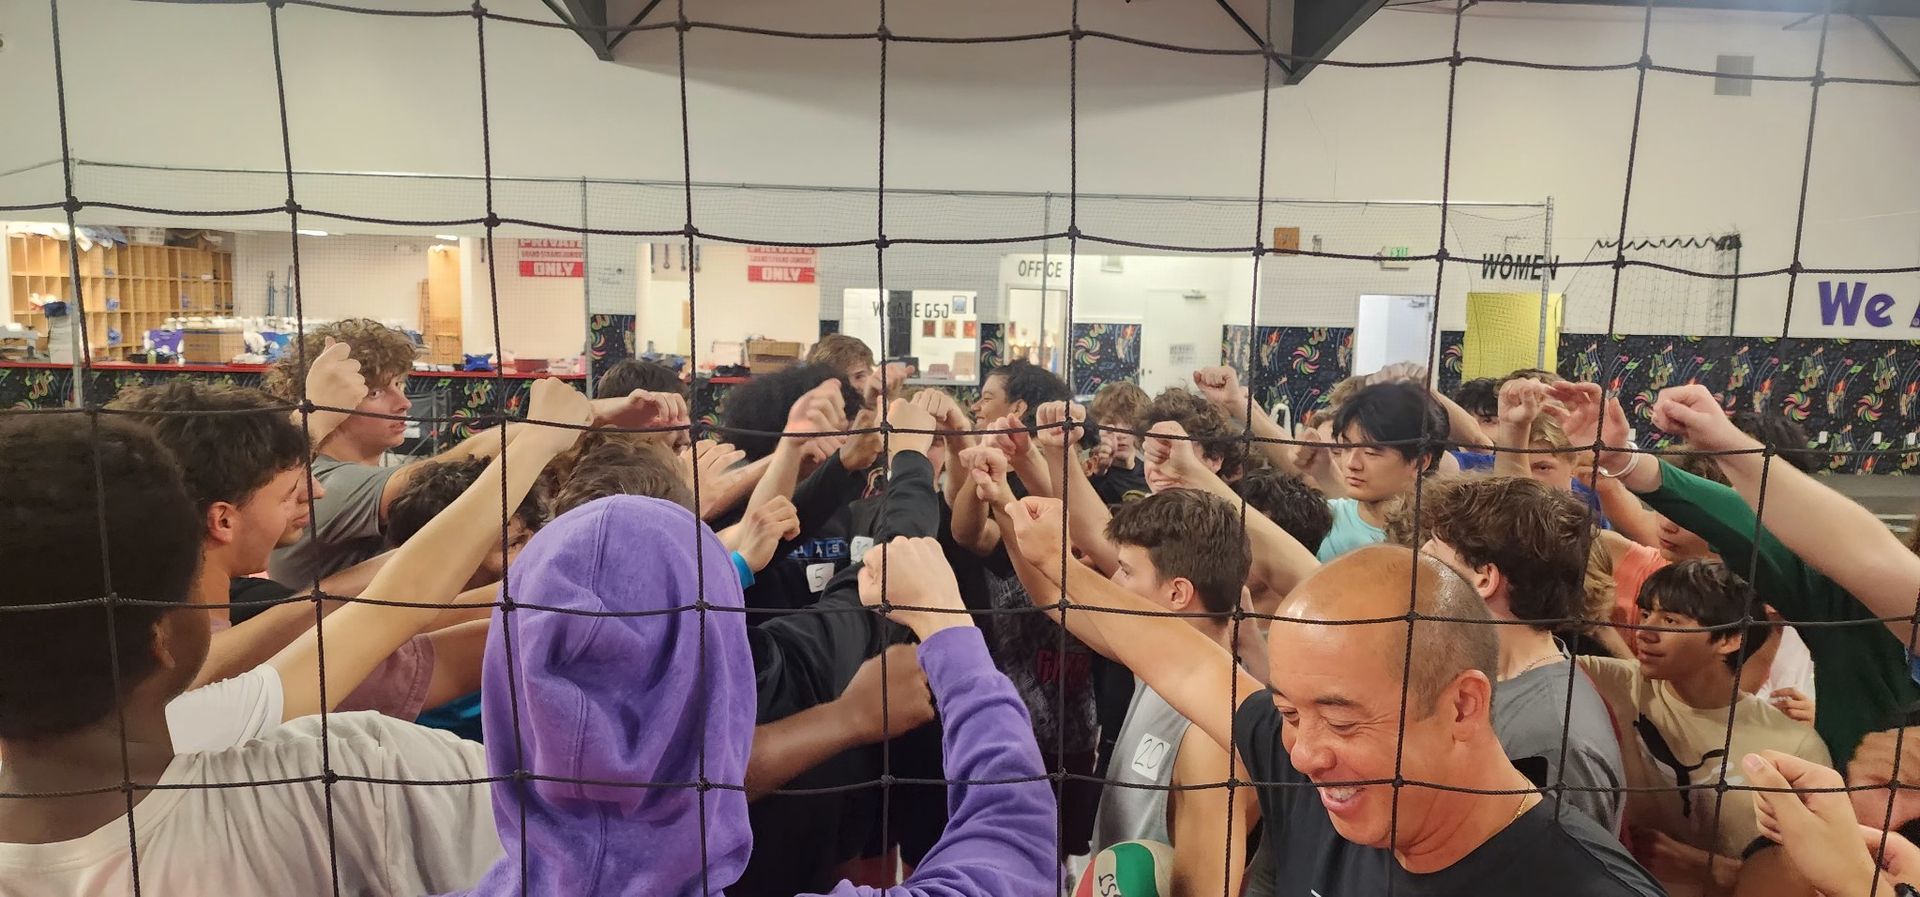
518;239;582;278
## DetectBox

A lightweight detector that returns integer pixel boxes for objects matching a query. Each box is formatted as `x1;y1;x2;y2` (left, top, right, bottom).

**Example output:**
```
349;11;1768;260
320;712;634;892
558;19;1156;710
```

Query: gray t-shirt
268;455;400;590
1493;657;1627;836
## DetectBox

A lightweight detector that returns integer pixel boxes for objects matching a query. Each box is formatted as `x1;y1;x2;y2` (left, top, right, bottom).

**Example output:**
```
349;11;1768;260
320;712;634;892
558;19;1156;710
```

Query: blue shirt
1317;498;1387;562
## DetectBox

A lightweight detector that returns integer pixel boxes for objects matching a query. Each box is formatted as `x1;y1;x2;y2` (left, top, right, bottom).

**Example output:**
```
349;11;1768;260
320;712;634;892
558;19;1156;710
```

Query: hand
983;414;1031;460
839;409;884;472
1551;382;1634;472
1652;385;1758;454
857;537;971;639
1748;750;1907;897
837;644;936;743
736;495;801;572
1497;377;1558;428
1367;362;1428;386
526;377;593;452
1033;401;1087;450
864;360;916;408
1770;688;1816;725
911;388;972;438
1142;420;1209;486
1086;442;1114;478
303;337;366;413
591;388;690;436
1193;366;1249;420
786;379;850;442
884;396;937;459
1000;497;1067;572
685;440;750;519
958;444;1012;506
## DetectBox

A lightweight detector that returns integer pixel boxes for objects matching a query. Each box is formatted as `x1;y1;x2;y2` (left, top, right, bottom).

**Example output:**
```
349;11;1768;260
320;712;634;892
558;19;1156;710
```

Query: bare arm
419;619;489;710
1169;729;1255;897
1146;421;1320;597
192;552;397;690
271;379;589;721
1492;378;1550;478
746;644;934;801
1593;474;1663;548
1194;365;1296;471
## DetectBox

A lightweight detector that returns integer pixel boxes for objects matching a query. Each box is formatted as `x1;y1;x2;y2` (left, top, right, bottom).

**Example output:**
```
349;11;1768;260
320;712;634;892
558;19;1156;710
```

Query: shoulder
1533;812;1664;896
267;712;485;777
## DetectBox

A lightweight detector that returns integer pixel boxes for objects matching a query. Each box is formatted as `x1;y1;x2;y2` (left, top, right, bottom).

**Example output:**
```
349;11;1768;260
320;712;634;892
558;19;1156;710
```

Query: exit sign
1380;245;1413;270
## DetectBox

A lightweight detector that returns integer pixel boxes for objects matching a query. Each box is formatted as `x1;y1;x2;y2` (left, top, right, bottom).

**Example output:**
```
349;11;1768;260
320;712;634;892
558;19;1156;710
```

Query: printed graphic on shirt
1130;732;1172;779
804;563;835;594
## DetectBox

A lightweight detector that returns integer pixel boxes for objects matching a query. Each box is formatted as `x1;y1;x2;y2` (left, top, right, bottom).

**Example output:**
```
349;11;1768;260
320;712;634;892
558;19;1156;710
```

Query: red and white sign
517;239;583;278
747;246;817;284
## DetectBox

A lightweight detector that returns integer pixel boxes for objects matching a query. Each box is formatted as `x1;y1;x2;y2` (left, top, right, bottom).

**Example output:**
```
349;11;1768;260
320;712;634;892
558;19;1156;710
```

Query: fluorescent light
435;234;460;242
296;229;329;237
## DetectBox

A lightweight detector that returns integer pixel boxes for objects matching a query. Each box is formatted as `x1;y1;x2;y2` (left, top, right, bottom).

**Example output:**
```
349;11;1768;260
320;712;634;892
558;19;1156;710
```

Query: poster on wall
747;246;818;283
518;239;583;278
842;288;980;385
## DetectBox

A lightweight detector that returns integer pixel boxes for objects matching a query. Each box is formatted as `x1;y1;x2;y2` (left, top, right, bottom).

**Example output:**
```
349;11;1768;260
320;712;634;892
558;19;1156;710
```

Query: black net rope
10;2;1920;897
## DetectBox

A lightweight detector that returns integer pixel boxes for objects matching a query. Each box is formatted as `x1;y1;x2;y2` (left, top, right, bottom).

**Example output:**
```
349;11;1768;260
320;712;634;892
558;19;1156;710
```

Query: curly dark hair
264;318;418;400
1144;388;1248;481
0;416;202;738
1418;474;1591;629
1452;378;1500;422
107;380;307;517
1234;466;1334;555
1730;409;1818;473
386;457;548;548
985;360;1071;428
720;363;861;461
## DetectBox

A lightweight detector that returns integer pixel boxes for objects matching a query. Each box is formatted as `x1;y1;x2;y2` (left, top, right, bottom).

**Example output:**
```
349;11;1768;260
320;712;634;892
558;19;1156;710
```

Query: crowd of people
2;320;1918;897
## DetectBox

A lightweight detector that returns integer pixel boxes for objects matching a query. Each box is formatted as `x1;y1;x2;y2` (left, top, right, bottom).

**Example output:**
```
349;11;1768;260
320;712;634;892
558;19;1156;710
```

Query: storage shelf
8;234;234;358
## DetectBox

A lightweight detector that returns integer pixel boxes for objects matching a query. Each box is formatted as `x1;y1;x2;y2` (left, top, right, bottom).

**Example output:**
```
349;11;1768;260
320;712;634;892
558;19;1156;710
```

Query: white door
1137;288;1227;395
1354;294;1435;377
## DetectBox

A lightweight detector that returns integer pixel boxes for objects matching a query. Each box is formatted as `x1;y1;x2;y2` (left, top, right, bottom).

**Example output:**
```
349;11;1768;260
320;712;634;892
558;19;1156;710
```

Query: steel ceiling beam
545;0;614;61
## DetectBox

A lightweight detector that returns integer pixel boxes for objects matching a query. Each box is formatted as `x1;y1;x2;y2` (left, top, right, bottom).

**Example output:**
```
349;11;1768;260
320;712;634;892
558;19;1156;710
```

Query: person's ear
204;501;239;547
1009;399;1030;424
1448;669;1493;737
1167;577;1197;612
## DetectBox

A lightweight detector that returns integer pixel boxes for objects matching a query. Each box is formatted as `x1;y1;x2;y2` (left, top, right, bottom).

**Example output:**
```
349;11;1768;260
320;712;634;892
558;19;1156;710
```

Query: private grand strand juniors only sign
747;246;817;283
518;239;583;277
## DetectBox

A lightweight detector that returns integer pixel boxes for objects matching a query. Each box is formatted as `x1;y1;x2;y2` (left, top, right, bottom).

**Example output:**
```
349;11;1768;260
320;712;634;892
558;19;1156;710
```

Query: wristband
1597;451;1640;480
731;551;756;589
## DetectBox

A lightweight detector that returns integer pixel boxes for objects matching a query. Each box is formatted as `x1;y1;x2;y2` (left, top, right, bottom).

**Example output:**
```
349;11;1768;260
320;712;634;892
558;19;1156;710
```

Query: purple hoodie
453;494;1056;897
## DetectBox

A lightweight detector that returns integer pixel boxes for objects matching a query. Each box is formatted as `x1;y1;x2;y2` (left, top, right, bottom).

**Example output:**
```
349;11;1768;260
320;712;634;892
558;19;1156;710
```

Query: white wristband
1597;450;1640;480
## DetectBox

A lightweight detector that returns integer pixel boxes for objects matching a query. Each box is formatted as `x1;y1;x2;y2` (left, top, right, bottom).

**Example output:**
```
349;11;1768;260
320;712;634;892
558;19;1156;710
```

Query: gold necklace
1511;794;1533;824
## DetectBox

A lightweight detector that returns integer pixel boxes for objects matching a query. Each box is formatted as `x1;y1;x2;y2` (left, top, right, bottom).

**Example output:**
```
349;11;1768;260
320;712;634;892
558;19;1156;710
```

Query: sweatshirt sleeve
1640;461;1816;616
805;626;1056;897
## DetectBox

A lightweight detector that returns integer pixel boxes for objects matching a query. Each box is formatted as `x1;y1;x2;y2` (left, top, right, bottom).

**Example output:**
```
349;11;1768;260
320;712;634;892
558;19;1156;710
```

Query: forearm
744;701;868;801
1058;559;1254;752
1595;476;1663;548
1492;420;1531;477
1245;407;1296;471
1010;447;1058;502
1722;451;1920;632
1060;454;1120;575
426;583;500;632
991;501;1115;657
884;627;1055;897
949;475;1000;557
297;407;350;452
1178;461;1317;595
747;439;804;515
420;619;488;709
1433;389;1490;448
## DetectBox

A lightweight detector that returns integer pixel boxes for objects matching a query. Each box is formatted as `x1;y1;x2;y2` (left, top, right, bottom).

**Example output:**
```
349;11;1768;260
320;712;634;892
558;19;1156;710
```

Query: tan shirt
1579;656;1830;887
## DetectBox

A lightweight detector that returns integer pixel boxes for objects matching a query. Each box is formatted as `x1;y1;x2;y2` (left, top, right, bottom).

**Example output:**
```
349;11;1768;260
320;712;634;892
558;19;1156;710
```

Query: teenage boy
0;396;612;893
1321;381;1449;560
1087;381;1151;507
980;478;1258;897
1417;474;1628;835
1578;560;1831;897
1561;380;1920;766
265;318;688;589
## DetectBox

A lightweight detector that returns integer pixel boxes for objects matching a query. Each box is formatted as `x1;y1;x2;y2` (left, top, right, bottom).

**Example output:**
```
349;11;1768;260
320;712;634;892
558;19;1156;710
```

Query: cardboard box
180;329;245;364
746;338;804;375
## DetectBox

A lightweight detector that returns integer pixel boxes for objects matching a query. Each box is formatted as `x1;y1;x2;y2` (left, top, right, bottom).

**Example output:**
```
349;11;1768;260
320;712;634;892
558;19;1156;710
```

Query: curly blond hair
264;318;417;401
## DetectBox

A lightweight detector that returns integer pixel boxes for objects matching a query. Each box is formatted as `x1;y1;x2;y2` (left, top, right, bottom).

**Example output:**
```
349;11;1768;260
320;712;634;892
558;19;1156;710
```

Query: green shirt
1643;461;1920;766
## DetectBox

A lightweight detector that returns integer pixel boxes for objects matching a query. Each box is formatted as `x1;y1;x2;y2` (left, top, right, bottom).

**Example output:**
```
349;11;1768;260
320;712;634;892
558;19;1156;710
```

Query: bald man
1002;499;1661;896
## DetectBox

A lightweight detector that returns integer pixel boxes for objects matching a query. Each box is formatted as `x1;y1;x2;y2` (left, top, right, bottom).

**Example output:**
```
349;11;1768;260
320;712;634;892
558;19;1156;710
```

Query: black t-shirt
1089;460;1149;508
1233;692;1664;897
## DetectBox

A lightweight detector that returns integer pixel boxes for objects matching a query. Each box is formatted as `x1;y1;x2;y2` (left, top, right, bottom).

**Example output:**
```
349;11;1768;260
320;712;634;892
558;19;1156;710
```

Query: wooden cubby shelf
7;233;234;358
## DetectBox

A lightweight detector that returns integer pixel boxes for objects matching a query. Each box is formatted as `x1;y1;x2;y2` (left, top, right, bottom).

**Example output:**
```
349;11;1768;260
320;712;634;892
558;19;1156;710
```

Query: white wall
465;238;588;361
646;243;821;367
232;231;431;325
2;0;1916;339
